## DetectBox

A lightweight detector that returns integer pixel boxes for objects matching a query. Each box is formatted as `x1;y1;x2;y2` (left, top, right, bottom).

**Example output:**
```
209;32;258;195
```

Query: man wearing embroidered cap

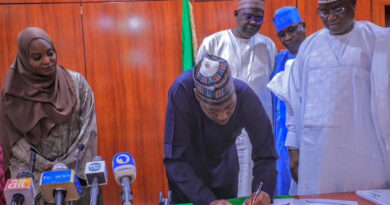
266;6;306;196
164;54;277;205
275;0;390;195
196;0;276;197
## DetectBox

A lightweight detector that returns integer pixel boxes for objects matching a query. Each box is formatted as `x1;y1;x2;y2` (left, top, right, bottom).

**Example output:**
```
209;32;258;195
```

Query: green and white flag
182;0;197;71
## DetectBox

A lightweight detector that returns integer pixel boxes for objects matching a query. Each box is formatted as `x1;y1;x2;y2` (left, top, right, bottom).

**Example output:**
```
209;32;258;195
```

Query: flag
182;0;197;71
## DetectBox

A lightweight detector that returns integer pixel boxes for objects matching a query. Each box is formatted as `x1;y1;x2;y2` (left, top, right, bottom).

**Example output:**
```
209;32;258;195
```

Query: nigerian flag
182;0;197;71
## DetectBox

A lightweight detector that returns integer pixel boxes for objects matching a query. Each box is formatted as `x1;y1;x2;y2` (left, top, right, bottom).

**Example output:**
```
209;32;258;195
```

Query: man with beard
196;0;276;197
272;0;390;195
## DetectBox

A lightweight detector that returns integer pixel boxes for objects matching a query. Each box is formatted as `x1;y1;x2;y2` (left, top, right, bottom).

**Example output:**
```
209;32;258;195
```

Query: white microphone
4;178;35;205
85;156;107;205
4;151;37;205
112;152;136;205
39;163;81;204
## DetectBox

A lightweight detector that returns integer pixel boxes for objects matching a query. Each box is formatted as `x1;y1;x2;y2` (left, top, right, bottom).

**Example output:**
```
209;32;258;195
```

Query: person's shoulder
202;30;230;43
65;68;85;82
355;21;382;30
296;28;326;53
254;33;274;42
234;78;256;97
306;28;327;41
63;67;92;93
253;33;276;46
169;70;194;96
355;21;387;36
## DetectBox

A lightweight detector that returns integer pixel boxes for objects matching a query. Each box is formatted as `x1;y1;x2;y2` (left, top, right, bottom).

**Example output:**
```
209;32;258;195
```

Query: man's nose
284;32;293;41
216;112;228;121
327;13;337;21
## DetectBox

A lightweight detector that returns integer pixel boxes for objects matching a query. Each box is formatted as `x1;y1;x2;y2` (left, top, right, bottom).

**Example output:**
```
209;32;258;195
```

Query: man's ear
234;9;239;18
301;22;306;29
351;0;357;10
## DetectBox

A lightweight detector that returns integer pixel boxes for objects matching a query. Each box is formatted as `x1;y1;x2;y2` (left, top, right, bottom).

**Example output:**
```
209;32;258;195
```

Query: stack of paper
271;198;358;205
356;189;390;205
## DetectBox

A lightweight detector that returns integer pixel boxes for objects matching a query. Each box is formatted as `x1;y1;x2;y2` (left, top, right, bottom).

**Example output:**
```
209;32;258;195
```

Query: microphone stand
10;194;24;205
54;189;66;205
71;144;84;205
90;177;99;205
10;151;37;205
120;177;132;205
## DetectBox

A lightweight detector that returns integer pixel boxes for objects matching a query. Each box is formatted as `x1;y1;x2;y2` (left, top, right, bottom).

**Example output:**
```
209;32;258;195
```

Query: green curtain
182;0;195;71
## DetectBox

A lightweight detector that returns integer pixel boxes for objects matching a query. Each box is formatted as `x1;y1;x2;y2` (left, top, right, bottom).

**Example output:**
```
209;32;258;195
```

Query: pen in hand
251;181;263;204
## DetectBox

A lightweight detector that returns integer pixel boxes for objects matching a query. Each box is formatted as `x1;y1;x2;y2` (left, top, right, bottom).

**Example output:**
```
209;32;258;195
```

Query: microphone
4;150;37;205
29;151;37;173
4;178;35;205
112;152;136;205
85;156;107;205
39;163;81;204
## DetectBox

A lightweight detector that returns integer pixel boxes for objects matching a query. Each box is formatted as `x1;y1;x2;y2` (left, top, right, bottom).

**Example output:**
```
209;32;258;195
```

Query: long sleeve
370;31;390;172
56;73;97;177
243;90;278;197
163;85;216;205
284;48;304;149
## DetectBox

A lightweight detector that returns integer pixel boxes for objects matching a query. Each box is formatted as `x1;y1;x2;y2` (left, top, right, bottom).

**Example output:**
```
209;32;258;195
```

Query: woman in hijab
0;27;98;205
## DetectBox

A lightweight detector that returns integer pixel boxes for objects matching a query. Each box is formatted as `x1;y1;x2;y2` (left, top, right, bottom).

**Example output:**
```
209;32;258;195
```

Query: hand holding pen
245;182;270;205
252;182;263;203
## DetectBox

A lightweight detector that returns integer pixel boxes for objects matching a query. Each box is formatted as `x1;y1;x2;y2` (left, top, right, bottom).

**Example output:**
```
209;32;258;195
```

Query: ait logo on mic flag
4;178;36;205
5;178;33;190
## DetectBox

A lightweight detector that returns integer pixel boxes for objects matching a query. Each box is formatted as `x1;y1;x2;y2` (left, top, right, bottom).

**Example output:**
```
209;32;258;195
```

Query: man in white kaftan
269;0;390;195
196;0;276;197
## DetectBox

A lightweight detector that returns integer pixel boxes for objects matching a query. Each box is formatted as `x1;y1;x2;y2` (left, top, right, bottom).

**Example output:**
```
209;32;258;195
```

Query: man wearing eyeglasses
196;0;276;197
266;6;306;196
275;0;390;195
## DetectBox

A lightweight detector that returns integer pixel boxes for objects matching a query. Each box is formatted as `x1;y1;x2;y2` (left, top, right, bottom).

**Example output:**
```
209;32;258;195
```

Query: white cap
199;57;219;77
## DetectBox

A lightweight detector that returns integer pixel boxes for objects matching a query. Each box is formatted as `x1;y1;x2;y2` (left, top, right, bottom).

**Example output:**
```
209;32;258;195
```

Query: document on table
272;198;295;205
270;198;358;205
356;189;390;205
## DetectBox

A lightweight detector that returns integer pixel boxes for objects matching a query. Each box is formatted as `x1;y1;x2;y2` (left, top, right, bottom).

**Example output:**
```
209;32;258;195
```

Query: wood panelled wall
0;0;386;204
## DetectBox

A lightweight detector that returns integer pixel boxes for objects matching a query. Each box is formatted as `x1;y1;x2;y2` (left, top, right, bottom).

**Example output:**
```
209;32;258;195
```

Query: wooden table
177;192;377;204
